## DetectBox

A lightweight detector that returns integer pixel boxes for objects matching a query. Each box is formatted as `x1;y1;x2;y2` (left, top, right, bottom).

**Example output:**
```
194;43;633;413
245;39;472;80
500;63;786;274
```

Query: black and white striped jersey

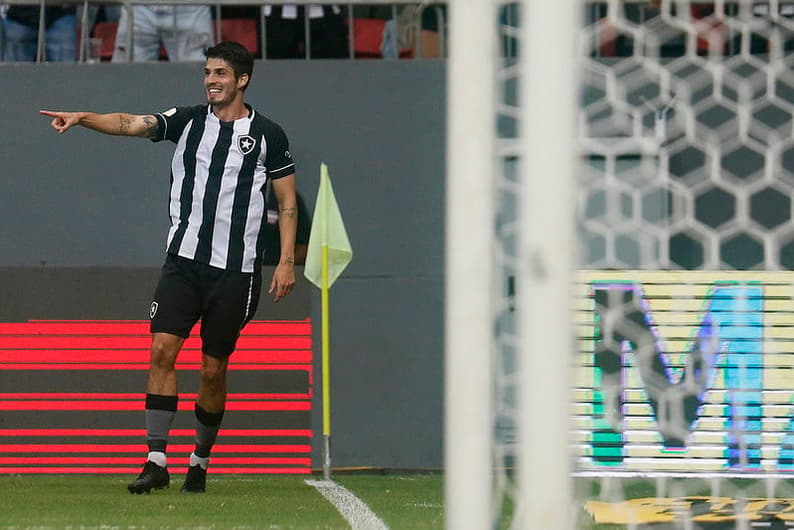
152;104;295;273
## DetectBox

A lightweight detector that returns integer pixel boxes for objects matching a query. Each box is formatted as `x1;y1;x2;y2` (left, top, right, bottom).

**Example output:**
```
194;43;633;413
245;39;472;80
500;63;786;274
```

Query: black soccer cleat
180;465;207;493
127;461;170;494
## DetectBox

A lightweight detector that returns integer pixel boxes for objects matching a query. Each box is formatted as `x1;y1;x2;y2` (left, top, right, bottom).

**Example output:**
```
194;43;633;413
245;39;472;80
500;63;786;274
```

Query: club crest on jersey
238;135;256;155
150;301;158;319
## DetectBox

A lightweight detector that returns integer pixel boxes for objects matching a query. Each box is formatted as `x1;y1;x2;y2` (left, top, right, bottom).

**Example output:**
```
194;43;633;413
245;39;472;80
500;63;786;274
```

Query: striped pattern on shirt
152;104;295;272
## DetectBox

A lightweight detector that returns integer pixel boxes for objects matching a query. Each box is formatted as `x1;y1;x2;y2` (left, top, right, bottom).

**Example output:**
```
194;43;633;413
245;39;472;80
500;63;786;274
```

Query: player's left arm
269;174;297;302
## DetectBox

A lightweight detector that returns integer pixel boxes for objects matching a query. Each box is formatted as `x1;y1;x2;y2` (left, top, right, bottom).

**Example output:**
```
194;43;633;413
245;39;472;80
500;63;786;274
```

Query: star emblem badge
238;135;256;155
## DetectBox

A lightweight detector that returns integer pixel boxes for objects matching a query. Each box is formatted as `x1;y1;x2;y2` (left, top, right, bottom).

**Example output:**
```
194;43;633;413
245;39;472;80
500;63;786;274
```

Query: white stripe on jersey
242;275;254;325
270;162;295;174
166;118;191;251
178;115;218;259
207;118;250;269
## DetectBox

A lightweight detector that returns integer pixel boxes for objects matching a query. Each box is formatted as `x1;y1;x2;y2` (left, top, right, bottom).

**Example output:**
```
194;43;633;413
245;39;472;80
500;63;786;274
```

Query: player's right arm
39;110;159;139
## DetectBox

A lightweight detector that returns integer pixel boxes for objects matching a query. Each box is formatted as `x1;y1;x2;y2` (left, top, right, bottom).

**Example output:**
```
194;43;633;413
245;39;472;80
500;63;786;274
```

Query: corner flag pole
304;163;353;481
321;238;331;479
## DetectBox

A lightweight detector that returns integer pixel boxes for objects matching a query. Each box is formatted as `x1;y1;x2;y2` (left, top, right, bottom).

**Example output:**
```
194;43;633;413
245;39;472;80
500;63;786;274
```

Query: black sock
194;403;224;458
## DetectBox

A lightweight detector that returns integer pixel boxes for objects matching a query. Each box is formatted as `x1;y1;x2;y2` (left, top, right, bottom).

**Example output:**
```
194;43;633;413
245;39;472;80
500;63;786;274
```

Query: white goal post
445;1;578;529
517;0;578;529
450;0;794;528
444;0;497;529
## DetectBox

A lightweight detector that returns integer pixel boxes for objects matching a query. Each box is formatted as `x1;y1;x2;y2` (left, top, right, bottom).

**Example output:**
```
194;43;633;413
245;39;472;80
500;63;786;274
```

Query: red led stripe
26;319;309;323
0;401;310;411
0;350;312;363
0;393;142;400
0;322;148;335
0;457;311;465
0;364;163;370
0;362;311;371
0;319;313;475
0;428;312;437
0;335;311;350
0;444;311;453
0;320;311;336
0;393;309;400
0;467;310;474
0;457;147;464
0;361;310;370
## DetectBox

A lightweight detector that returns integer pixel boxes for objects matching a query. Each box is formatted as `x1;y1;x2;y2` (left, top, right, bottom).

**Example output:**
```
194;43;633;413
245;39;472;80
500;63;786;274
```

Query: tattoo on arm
119;114;132;135
280;207;297;219
142;116;158;139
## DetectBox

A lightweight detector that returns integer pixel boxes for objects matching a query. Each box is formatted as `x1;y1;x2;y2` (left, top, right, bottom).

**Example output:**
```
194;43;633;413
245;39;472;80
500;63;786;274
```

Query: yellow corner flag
304;163;353;288
304;163;352;480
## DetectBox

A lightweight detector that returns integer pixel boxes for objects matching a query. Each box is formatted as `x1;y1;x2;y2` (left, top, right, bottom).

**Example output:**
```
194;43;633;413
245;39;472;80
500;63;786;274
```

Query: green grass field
5;473;762;529
0;473;445;530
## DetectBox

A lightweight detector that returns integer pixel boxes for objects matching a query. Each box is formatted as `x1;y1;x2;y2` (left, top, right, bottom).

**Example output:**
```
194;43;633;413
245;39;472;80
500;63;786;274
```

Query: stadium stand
1;2;448;63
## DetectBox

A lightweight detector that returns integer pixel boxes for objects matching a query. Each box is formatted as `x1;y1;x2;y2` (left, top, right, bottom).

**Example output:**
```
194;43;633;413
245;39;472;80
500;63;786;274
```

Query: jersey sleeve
151;106;199;143
295;193;311;245
263;124;296;179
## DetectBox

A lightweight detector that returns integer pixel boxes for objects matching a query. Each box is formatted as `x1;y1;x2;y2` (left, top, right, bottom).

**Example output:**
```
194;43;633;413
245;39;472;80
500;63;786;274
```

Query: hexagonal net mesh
494;1;794;528
576;1;794;528
581;2;794;271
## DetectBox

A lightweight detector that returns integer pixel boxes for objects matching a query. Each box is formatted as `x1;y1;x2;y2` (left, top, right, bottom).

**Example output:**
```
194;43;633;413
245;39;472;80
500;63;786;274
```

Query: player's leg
128;255;200;494
264;6;304;59
181;353;228;493
44;13;77;62
181;267;261;493
0;18;38;62
162;5;213;62
128;333;184;494
112;6;162;62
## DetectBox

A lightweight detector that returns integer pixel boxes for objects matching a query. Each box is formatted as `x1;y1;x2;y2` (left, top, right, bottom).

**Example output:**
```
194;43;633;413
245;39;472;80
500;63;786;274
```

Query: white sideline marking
306;479;389;530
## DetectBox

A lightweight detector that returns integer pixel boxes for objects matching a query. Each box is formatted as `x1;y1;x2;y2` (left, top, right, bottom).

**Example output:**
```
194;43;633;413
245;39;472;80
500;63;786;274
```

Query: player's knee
150;338;179;371
199;358;227;389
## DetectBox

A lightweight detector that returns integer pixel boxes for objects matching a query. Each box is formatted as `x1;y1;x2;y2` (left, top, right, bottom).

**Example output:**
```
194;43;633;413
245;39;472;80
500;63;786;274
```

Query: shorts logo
238;135;256;155
150;301;159;319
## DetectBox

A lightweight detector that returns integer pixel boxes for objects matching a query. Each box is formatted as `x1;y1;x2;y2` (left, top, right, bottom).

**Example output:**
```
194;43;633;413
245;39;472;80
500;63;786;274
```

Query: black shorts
150;254;262;358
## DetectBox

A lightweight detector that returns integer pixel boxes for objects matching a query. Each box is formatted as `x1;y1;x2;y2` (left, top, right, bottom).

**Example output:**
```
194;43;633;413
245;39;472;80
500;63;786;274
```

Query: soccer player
40;41;298;494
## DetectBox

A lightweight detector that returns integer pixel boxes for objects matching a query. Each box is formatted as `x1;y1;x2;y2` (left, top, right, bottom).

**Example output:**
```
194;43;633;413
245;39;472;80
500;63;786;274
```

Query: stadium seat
221;18;259;57
91;21;118;61
352;18;386;58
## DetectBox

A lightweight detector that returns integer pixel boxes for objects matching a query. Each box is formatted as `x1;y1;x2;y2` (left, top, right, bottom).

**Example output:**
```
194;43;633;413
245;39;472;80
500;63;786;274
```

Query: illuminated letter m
590;282;763;469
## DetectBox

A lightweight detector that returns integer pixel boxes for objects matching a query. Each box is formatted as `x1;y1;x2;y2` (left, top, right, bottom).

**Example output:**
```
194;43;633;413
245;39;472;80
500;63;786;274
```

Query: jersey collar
207;103;255;124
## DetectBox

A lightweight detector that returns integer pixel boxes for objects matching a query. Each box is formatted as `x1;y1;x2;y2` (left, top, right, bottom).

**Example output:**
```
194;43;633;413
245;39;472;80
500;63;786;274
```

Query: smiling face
204;57;248;109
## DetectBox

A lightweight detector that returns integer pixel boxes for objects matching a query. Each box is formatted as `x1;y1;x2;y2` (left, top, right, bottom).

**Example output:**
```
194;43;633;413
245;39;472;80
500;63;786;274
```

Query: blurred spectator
1;5;77;62
262;183;311;266
418;3;445;58
264;4;348;59
381;3;446;59
112;5;213;62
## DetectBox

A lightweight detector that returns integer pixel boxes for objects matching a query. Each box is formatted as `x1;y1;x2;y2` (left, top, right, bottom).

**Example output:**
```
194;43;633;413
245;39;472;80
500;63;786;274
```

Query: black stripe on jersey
194;121;235;265
254;185;270;268
226;132;261;271
167;113;207;255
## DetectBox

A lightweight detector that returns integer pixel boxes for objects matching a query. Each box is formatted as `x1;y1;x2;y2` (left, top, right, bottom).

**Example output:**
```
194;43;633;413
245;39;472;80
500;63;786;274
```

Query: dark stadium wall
0;61;445;470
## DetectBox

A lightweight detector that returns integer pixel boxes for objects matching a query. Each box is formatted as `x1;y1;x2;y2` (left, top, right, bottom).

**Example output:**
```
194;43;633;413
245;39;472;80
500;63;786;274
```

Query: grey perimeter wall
0;60;445;469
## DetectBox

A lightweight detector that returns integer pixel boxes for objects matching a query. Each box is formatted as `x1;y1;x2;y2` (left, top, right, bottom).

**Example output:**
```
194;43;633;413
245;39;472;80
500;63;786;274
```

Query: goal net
448;1;794;529
574;2;794;528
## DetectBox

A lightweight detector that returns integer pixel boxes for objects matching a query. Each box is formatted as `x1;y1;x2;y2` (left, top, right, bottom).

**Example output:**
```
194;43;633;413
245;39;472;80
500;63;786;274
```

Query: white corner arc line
306;479;389;530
